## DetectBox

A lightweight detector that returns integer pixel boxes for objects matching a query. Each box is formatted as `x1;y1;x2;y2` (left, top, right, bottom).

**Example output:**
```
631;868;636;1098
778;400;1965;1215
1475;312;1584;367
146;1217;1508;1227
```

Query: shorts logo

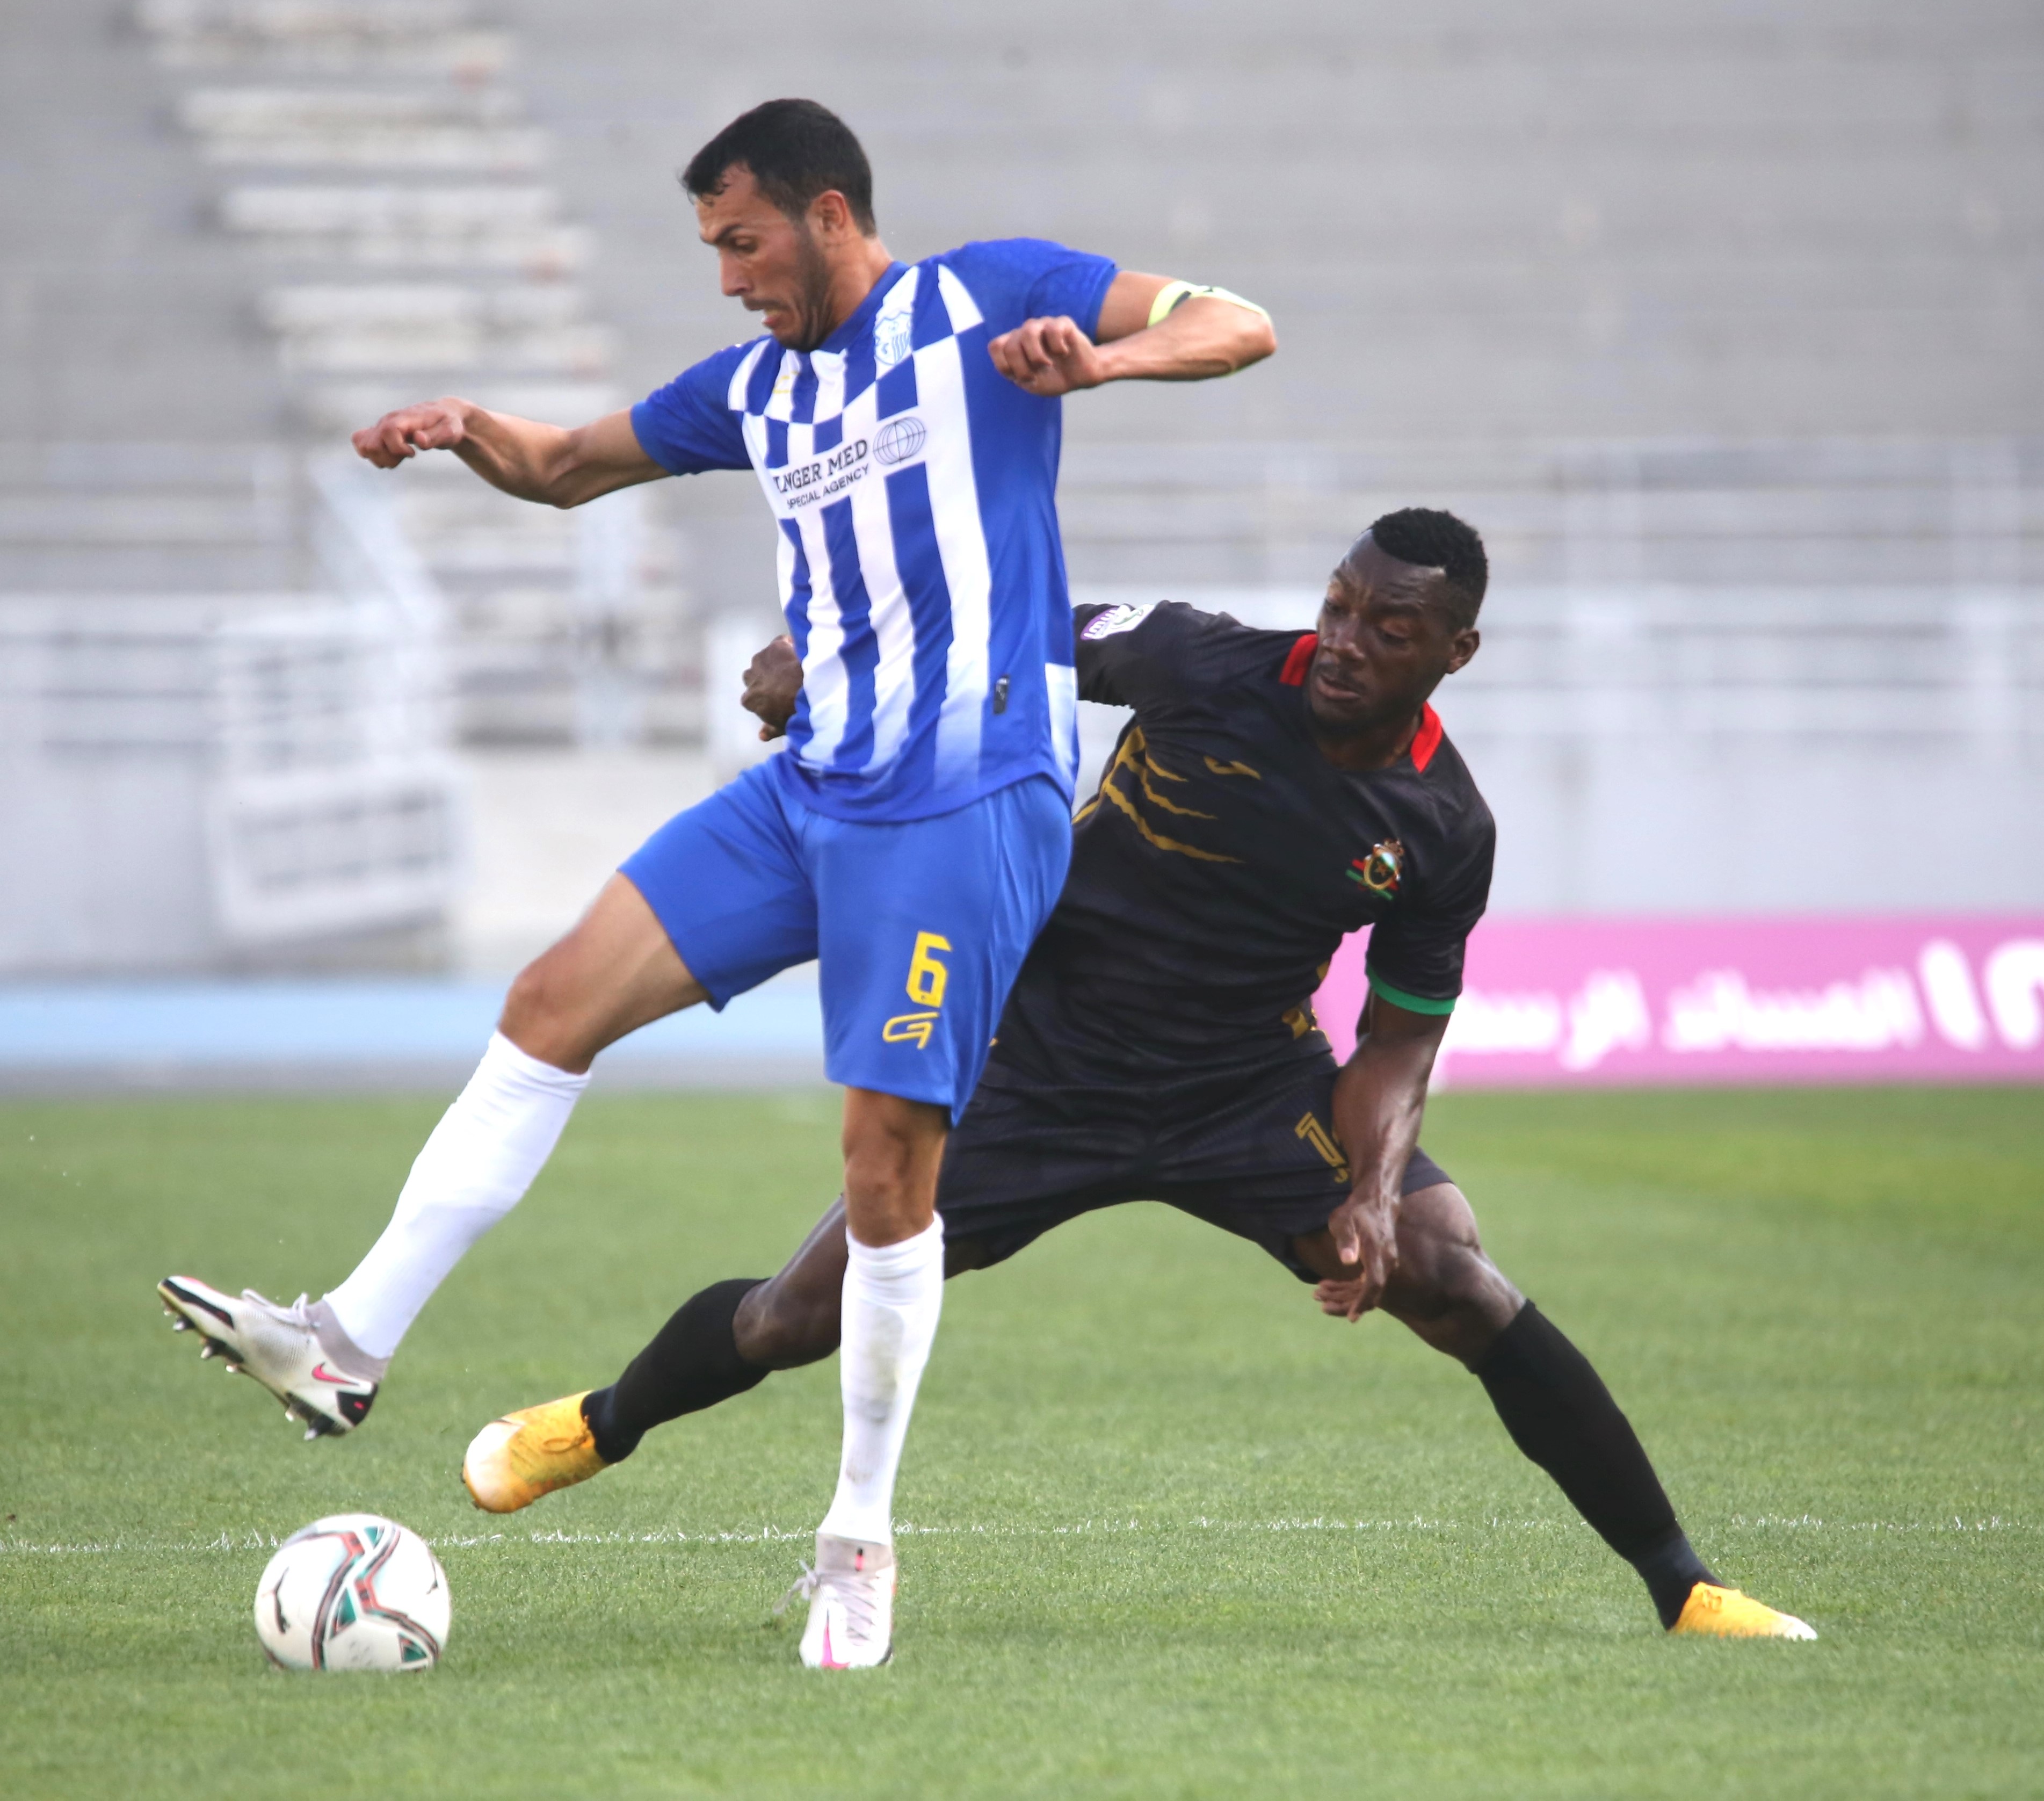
1348;838;1404;897
1082;602;1156;641
874;416;927;466
1295;1112;1350;1183
883;1011;940;1048
884;931;952;1050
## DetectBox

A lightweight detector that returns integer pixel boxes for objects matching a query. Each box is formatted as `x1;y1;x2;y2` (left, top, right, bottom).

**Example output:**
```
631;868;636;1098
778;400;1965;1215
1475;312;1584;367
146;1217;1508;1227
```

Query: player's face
1307;538;1478;735
695;165;838;351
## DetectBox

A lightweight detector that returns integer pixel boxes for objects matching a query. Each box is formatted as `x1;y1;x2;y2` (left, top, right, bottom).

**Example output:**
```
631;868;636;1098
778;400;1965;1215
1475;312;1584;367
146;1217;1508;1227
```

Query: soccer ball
253;1513;449;1671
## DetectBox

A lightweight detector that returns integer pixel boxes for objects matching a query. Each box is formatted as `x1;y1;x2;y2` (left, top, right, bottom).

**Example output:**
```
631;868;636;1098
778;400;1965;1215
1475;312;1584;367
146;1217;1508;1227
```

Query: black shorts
935;1052;1454;1283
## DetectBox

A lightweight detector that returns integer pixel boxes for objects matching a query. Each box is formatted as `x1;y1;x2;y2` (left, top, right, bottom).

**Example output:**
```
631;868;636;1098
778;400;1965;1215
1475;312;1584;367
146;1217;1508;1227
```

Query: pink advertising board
1314;917;2044;1087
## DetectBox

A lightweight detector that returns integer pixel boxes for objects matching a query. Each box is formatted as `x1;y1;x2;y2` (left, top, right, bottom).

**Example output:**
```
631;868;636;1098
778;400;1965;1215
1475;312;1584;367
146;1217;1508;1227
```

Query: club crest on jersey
875;311;914;373
1348;838;1404;896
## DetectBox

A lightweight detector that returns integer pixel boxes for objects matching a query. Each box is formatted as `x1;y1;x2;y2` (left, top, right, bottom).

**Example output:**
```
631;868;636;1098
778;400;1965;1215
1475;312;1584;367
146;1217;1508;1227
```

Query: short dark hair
682;99;876;233
1364;507;1488;626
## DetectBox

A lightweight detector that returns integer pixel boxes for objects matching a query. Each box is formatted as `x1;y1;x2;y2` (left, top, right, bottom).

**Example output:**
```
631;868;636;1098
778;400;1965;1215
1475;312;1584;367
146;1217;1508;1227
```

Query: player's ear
1446;625;1481;674
808;189;853;243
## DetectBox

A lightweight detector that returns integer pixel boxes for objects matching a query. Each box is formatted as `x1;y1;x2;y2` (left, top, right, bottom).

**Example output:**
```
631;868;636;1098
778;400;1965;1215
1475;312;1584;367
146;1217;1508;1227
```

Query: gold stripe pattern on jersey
1091;728;1242;864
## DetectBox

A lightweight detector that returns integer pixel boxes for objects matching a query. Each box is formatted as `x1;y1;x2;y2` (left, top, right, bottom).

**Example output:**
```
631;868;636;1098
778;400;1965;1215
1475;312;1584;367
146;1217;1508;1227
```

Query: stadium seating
1;0;2038;966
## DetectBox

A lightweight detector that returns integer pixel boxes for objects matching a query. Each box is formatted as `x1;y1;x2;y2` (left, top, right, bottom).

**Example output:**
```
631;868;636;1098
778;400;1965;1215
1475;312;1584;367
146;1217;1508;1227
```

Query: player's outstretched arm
987;271;1275;397
350;400;663;509
1320;995;1451;1322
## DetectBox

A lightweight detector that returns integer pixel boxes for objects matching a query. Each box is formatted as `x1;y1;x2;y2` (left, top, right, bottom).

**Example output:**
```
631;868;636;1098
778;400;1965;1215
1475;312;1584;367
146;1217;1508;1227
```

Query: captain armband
1146;280;1272;330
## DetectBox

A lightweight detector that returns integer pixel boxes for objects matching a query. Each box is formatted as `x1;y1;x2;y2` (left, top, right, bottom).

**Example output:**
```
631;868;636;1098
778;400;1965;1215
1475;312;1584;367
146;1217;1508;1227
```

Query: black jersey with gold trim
991;599;1494;1084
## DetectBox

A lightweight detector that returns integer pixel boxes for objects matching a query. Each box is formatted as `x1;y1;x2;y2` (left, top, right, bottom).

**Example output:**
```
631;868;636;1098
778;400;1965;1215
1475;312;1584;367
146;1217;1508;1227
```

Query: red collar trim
1410;704;1443;773
1286;640;1443;771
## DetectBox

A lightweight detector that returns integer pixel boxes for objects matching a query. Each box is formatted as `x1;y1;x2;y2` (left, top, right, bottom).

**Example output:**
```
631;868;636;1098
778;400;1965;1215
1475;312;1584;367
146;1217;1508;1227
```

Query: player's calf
732;1199;856;1369
734;1273;844;1370
511;1202;868;1501
1300;1190;1817;1637
516;1199;997;1489
1469;1299;1818;1636
578;1276;775;1465
461;1277;778;1511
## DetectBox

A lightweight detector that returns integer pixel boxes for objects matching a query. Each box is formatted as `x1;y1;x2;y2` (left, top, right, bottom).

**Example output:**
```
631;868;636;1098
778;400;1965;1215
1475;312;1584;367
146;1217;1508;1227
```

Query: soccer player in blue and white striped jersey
158;99;1274;1667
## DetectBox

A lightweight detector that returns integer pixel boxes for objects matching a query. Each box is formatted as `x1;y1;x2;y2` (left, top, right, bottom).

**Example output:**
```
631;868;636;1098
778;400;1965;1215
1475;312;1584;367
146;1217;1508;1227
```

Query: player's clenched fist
352;399;469;468
742;634;801;741
988;315;1108;397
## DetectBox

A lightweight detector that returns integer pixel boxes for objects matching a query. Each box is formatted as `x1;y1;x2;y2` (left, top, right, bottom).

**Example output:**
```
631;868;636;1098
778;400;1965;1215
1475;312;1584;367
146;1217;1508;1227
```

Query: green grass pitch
3;1085;2040;1798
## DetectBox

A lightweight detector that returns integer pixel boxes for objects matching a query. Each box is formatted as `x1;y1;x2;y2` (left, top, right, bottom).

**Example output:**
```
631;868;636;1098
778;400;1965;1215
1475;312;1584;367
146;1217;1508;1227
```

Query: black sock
581;1277;769;1464
1475;1301;1716;1628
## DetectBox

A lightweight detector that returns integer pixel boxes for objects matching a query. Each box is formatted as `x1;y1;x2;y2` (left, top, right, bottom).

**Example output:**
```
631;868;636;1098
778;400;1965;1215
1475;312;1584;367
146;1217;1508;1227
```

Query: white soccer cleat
782;1533;896;1669
156;1276;382;1439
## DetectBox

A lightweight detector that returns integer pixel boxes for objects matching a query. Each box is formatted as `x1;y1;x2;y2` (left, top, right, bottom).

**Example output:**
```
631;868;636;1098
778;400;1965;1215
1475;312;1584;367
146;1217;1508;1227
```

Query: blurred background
3;0;2040;1083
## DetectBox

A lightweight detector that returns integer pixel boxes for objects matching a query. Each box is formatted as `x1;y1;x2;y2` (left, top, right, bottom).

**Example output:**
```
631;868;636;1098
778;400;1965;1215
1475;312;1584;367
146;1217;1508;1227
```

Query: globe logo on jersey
874;416;928;467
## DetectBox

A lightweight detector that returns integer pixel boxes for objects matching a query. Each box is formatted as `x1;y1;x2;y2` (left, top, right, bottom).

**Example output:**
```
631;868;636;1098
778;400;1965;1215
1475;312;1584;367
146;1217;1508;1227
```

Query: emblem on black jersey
1349;838;1404;896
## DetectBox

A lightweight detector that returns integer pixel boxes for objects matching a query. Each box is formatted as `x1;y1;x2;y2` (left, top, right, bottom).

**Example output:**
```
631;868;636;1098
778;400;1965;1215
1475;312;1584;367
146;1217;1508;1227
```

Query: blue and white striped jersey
632;238;1117;822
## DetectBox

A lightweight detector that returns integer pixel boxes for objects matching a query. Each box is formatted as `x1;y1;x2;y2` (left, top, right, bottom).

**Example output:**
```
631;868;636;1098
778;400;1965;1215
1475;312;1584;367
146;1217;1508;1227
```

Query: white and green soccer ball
253;1514;449;1672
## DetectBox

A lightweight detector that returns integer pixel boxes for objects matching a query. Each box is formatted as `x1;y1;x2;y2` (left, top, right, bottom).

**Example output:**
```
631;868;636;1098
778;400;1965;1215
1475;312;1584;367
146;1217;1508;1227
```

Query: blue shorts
619;762;1072;1119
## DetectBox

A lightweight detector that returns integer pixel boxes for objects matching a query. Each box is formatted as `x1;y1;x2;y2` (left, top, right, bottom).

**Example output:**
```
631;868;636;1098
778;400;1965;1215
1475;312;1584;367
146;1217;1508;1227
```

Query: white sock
818;1217;945;1547
324;1032;589;1361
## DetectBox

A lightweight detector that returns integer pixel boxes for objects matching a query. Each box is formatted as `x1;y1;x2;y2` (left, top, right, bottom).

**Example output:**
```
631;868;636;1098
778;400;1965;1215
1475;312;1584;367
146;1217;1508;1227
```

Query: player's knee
1397;1189;1487;1295
842;1151;921;1238
499;955;569;1051
1429;1238;1511;1315
498;946;598;1069
841;1093;947;1239
1397;1235;1523;1362
1387;1186;1521;1352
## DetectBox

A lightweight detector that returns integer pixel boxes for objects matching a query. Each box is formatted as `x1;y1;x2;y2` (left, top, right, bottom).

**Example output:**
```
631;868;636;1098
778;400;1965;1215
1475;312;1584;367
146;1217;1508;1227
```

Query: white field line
0;1513;2028;1559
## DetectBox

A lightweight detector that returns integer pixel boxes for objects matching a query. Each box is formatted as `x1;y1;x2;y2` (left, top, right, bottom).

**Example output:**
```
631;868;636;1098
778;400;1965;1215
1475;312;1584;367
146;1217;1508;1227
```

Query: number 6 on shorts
907;932;951;1008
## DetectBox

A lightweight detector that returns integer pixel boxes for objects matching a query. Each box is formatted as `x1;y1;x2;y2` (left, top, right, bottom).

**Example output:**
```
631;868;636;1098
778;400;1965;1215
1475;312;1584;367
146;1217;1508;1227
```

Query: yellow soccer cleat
1670;1581;1818;1640
461;1391;608;1514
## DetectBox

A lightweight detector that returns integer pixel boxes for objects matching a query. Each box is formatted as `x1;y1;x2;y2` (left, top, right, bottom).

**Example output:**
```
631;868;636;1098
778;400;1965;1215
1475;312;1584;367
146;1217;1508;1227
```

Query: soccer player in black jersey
463;509;1815;1642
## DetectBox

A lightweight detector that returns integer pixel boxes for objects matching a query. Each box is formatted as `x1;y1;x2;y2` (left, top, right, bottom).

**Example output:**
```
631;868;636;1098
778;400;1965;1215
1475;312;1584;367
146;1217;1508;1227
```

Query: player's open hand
742;634;801;740
352;400;468;468
1316;1189;1400;1322
988;315;1108;396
